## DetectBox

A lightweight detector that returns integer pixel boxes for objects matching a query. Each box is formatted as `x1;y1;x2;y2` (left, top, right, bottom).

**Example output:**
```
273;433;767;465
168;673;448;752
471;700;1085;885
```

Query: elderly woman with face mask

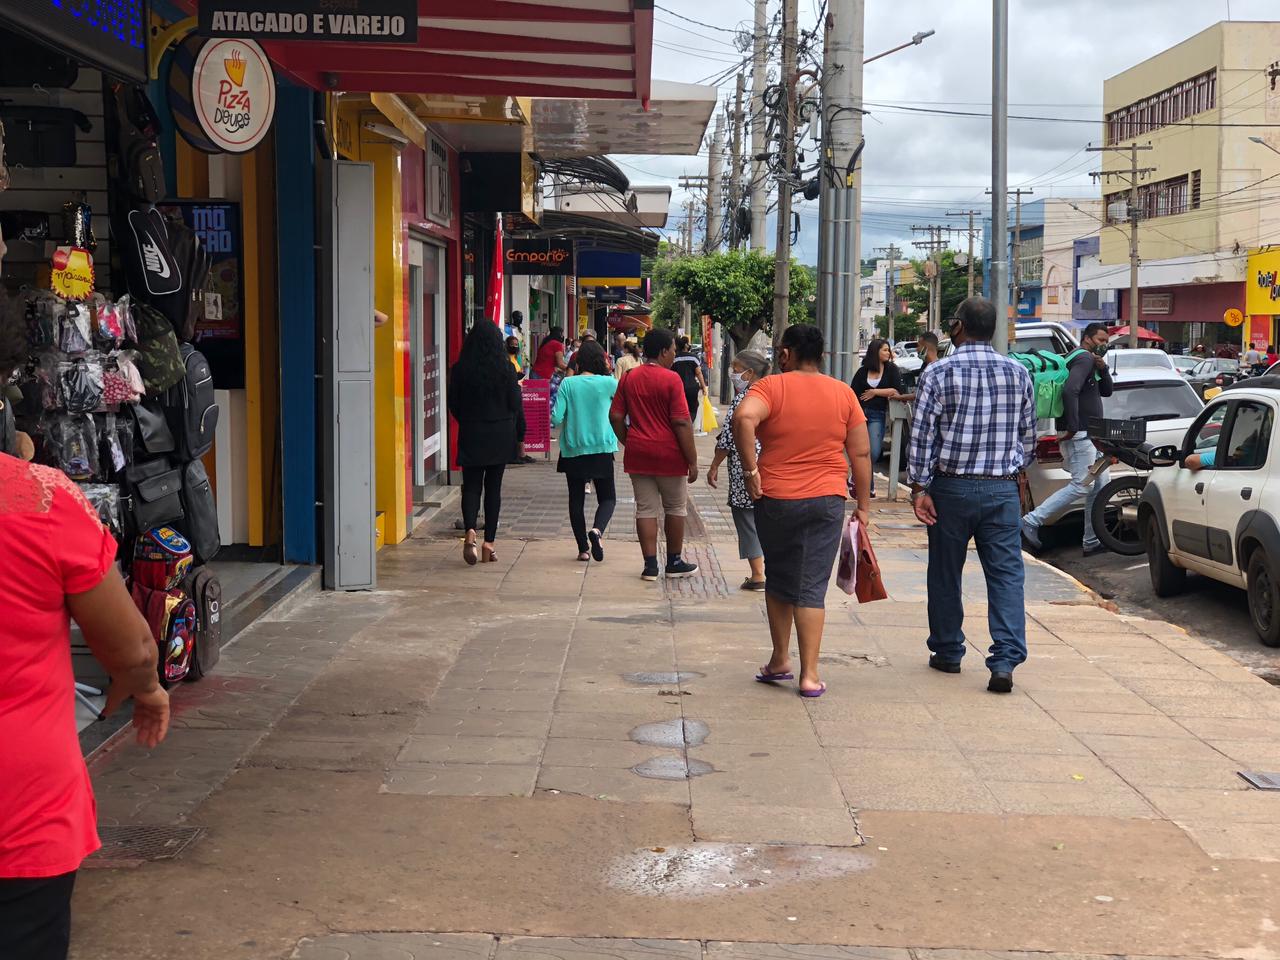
706;348;772;591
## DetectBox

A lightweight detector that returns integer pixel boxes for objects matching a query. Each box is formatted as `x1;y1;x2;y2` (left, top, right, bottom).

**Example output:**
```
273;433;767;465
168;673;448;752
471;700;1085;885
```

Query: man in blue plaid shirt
907;296;1036;693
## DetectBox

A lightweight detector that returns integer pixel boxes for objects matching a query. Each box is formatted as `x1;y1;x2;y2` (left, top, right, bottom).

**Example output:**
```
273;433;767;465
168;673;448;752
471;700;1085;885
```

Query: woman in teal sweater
552;340;619;561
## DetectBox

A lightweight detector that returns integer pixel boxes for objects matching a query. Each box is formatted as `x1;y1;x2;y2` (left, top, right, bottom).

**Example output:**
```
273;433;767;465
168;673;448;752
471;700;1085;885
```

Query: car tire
1147;515;1186;597
1246;549;1280;648
1091;476;1147;556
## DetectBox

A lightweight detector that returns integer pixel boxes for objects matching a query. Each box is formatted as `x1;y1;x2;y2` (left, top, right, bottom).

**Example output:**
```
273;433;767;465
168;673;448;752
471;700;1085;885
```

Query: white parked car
1140;379;1280;645
1104;348;1176;374
1025;368;1203;529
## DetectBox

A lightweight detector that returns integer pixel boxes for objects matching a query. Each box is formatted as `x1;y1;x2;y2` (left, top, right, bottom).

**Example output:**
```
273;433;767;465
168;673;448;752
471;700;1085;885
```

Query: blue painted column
274;81;318;563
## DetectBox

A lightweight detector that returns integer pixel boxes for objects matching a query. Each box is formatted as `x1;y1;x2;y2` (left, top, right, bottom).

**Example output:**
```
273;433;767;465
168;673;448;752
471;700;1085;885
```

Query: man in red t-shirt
609;328;700;581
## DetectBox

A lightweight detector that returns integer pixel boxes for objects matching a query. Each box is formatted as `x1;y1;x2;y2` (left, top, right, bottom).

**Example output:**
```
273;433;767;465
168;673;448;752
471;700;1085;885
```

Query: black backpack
178;459;220;563
182;566;222;680
165;343;218;461
168;220;211;342
109;84;165;204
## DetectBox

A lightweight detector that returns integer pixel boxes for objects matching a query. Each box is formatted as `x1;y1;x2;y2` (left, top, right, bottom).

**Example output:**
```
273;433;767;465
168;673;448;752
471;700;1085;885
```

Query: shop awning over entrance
182;0;655;105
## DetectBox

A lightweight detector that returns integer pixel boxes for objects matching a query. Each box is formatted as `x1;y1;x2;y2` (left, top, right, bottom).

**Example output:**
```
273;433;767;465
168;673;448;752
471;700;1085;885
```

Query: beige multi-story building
1081;21;1280;350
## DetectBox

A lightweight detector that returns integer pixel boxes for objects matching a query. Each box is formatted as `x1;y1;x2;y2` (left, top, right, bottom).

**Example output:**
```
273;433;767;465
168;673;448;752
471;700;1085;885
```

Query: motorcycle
1085;419;1180;556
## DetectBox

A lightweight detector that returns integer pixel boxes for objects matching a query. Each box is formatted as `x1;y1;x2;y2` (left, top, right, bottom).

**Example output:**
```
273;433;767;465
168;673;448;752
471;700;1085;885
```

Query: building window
1191;169;1202;209
1106;68;1217;144
1105;173;1194;222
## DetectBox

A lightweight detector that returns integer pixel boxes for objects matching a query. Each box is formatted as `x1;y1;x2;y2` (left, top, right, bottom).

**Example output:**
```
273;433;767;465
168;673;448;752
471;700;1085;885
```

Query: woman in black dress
850;339;902;497
448;321;526;565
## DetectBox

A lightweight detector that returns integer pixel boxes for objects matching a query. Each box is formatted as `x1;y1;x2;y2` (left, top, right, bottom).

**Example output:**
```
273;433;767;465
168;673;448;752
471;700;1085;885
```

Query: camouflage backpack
131;301;185;394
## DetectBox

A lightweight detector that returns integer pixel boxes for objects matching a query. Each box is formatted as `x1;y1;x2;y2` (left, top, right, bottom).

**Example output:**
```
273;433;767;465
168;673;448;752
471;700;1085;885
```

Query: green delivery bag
1010;348;1089;420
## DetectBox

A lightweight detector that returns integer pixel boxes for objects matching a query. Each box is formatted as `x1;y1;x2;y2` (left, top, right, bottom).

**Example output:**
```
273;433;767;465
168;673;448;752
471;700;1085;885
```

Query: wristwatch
745;467;760;477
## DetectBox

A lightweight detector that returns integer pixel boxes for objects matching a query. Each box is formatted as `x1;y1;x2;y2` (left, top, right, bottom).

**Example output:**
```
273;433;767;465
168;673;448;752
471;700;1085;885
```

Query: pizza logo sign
192;39;276;153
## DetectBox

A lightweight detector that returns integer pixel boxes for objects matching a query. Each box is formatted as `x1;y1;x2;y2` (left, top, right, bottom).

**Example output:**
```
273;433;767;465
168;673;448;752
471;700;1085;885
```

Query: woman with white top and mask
705;349;771;590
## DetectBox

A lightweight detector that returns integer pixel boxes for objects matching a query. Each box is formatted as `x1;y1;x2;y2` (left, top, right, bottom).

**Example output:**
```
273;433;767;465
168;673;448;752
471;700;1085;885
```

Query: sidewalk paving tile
495;937;702;960
542;738;676;769
706;945;912;960
1173;821;1280;861
397;734;546;765
382;762;538;797
1076;733;1225;761
293;933;496;959
1140;786;1280;822
412;712;554;738
690;799;862;846
1101;756;1252;791
536;766;693;805
828;748;1000;814
1049;712;1188;738
985;779;1158;818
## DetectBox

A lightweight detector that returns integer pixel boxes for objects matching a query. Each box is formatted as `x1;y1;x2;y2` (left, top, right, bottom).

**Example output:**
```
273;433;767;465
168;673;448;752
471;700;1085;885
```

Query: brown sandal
463;530;479;566
482;543;498;563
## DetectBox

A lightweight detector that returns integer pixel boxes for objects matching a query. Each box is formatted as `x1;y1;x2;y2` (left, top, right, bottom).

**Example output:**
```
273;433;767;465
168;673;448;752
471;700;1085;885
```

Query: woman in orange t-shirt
731;324;871;697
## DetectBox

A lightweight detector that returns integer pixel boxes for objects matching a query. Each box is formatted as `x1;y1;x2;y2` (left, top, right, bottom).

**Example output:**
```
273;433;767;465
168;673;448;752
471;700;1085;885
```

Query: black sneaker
641;561;660;582
664;558;699;578
588;529;605;562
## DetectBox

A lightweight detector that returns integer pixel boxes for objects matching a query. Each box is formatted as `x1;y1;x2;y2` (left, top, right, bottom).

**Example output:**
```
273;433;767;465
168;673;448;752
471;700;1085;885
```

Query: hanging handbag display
125;457;184;532
0;105;91;168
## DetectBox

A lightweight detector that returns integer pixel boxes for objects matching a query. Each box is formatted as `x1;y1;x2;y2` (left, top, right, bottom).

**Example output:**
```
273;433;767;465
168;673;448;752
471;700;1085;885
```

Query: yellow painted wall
1101;22;1280;266
367;142;410;547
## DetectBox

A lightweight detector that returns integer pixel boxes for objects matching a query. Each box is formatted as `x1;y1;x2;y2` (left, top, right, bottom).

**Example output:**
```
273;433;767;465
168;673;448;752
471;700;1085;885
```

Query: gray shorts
631;474;688;519
754;495;846;608
731;505;762;560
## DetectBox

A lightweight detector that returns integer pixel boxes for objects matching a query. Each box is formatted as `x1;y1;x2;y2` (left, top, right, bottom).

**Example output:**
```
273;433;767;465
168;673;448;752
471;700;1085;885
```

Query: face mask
731;371;749;392
507;345;519;355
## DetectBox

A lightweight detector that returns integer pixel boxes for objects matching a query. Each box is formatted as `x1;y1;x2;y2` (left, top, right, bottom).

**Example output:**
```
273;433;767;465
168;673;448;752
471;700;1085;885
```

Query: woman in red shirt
0;306;170;960
531;326;567;381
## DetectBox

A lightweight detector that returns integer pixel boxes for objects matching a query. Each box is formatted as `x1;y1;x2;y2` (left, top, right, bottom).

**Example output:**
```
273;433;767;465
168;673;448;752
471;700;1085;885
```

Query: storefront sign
503;238;574;276
192;39;276;154
161;200;246;389
50;247;94;299
199;0;417;43
1247;249;1280;315
1140;292;1173;315
1224;308;1245;327
0;1;147;83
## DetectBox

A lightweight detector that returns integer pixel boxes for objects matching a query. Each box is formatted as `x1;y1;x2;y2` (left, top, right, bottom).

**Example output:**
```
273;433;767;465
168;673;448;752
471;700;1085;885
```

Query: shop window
426;137;451;227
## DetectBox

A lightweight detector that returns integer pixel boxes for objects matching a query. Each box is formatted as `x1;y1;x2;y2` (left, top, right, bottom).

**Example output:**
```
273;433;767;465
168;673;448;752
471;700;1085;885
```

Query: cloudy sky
621;0;1274;264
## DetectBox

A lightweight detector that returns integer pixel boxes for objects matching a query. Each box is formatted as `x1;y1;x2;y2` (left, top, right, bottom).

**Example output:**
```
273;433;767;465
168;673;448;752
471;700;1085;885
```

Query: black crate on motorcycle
1088;417;1146;443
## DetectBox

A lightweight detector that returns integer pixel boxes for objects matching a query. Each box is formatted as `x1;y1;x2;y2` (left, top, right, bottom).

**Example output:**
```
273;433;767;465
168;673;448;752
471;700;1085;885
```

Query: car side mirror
1149;444;1180;468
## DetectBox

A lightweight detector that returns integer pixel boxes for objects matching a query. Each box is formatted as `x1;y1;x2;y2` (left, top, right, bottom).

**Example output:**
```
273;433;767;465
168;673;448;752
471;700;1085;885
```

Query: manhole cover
630;718;710;748
85;825;205;867
632;756;715;780
1238;771;1280;790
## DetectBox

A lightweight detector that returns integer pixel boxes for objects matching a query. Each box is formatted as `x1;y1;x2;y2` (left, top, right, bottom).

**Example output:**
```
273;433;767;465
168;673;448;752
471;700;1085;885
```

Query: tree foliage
874;313;922;341
651;249;816;348
901;249;983;328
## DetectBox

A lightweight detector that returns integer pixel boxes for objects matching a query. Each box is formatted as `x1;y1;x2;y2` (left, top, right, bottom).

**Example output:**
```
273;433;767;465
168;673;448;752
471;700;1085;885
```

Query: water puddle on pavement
629;719;710;749
632;756;715;780
606;843;873;898
623;671;705;685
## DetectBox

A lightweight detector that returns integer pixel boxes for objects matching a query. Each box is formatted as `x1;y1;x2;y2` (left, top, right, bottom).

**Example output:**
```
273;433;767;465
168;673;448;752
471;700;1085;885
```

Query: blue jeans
926;476;1028;673
1024;432;1108;547
866;410;886;492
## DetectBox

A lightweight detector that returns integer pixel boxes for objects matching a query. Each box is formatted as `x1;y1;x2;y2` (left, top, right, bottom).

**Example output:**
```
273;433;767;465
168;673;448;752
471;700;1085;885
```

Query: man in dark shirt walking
1020;322;1114;556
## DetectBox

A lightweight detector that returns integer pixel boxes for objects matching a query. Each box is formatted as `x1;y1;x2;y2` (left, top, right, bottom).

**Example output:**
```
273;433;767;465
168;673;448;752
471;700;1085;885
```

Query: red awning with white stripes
185;0;656;105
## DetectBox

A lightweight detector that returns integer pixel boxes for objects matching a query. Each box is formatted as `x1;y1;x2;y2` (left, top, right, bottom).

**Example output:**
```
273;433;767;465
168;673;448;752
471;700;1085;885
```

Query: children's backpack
131;525;193;591
165;344;218;461
1009;348;1089;421
130;581;196;685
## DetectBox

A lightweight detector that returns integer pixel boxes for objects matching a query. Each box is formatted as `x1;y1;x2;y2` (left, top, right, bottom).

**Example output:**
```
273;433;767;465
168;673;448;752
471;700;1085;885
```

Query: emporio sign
503;239;575;276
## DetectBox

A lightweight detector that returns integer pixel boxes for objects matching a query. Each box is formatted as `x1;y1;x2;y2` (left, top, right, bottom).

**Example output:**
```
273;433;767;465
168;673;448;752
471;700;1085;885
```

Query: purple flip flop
798;683;827;699
755;670;794;683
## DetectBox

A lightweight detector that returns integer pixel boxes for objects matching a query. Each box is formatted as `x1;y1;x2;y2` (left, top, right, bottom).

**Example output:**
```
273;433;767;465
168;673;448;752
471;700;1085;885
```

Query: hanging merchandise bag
109;84;165;204
182;566;222;680
178;459;220;564
131;302;186;394
165;344;218;461
125;458;184;532
132;525;193;591
0;105;91;168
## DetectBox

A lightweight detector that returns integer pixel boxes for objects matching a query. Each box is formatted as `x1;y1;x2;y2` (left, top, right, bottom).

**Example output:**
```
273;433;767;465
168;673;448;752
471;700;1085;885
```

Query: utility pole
1089;143;1155;350
816;0;865;382
985;187;1031;326
946;209;982;297
770;0;799;368
991;0;1009;353
729;73;746;250
877;244;902;343
706;113;725;254
681;197;694;333
912;225;950;332
749;0;768;251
